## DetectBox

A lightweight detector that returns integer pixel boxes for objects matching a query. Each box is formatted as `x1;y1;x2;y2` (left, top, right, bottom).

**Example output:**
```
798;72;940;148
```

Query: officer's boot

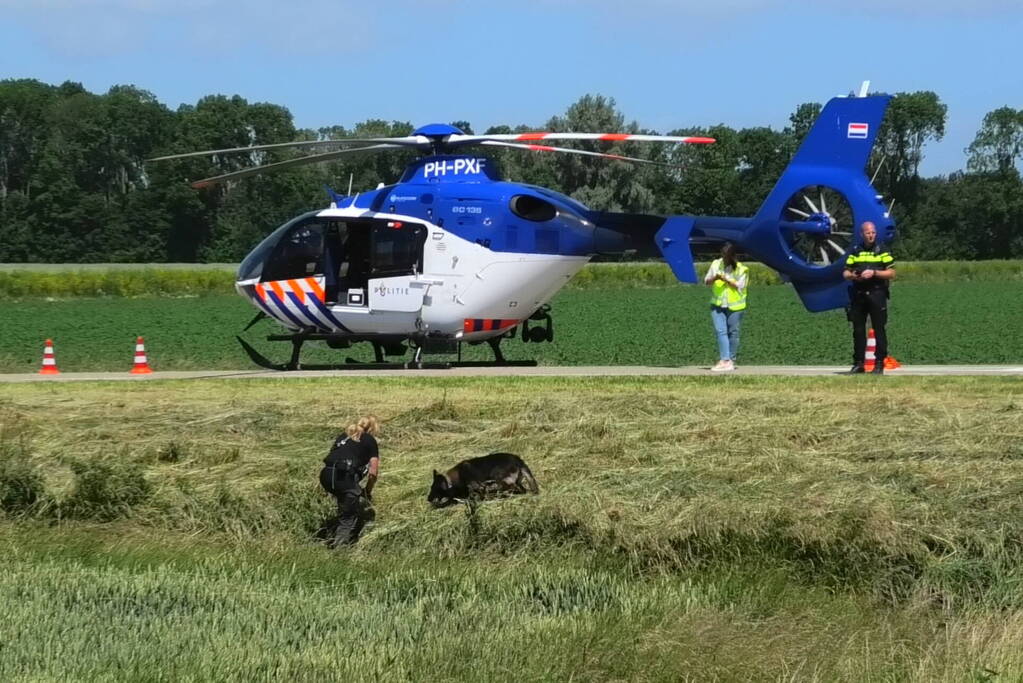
333;515;358;547
845;363;865;375
871;358;885;375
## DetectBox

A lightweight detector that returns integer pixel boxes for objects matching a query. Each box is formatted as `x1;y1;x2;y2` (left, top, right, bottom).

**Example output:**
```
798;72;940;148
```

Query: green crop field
3;376;1023;680
1;280;1022;372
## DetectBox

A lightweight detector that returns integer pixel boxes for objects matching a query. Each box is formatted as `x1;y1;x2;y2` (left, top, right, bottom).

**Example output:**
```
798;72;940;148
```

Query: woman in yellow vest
704;242;749;372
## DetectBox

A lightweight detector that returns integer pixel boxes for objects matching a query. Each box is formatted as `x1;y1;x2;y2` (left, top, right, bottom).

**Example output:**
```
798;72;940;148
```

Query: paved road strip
2;366;1022;383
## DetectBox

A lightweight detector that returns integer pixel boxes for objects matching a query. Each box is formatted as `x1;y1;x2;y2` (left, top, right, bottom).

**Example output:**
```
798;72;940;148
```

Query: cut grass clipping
2;376;1023;680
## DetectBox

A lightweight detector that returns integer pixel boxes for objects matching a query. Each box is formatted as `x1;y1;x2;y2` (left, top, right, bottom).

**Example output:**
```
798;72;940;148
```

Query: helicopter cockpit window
237;214;311;282
370;221;427;278
261;220;325;282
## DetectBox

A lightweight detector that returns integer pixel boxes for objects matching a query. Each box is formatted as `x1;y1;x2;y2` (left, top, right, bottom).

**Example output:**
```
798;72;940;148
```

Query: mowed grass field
3;376;1023;680
2;280;1022;372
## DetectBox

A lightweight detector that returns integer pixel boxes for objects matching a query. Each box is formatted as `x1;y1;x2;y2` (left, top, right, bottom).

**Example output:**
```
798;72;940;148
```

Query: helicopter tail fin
736;92;894;311
654;217;697;283
618;89;895;311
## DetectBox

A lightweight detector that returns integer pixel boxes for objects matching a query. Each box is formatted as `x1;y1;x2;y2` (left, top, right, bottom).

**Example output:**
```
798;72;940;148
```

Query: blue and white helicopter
152;84;894;369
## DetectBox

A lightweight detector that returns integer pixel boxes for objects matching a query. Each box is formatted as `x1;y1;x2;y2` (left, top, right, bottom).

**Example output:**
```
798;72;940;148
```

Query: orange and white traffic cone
864;329;877;372
38;339;60;375
130;336;153;374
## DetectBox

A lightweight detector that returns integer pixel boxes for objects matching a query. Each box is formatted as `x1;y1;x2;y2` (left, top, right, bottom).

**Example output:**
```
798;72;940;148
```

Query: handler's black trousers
849;288;888;364
319;464;370;546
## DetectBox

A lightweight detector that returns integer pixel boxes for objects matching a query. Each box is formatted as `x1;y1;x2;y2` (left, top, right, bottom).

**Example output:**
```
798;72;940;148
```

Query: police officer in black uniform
320;415;380;547
843;221;896;374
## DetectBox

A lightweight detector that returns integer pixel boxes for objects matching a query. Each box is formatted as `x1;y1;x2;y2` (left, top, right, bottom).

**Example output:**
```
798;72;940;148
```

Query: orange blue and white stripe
243;277;349;332
463;318;518;333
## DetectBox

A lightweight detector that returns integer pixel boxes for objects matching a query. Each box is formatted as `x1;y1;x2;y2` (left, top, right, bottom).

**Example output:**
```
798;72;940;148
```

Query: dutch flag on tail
847;122;869;139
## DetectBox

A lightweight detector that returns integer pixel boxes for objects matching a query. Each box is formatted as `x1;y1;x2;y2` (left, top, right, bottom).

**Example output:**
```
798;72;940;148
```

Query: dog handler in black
843;221;896;374
320;415;380;546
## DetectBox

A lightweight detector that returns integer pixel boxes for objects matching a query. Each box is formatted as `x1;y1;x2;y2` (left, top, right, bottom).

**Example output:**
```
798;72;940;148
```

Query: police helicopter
150;83;895;370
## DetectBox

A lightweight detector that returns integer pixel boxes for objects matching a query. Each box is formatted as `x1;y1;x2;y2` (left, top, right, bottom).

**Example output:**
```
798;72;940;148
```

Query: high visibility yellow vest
845;249;894;271
710;259;748;311
845;248;895;292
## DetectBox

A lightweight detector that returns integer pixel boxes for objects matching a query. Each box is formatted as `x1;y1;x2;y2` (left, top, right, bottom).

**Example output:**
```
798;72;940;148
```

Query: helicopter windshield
237;212;319;282
262;221;324;282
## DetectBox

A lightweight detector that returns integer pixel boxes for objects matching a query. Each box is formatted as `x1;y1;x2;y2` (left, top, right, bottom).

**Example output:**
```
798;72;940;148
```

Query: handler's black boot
871;361;885;375
845;363;865;375
333;516;358;547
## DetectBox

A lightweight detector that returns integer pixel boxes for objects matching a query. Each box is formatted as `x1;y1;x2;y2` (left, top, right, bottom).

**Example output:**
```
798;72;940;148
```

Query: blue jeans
710;306;744;361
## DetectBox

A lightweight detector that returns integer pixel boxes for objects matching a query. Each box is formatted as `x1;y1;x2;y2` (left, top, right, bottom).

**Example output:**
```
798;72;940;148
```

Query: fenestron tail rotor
782;185;854;267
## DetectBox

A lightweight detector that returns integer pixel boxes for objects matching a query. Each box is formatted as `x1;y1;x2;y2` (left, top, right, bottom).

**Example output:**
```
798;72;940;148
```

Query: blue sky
3;0;1022;176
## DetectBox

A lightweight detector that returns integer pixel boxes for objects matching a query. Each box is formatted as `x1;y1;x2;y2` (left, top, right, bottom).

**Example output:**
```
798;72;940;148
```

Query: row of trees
1;78;1021;263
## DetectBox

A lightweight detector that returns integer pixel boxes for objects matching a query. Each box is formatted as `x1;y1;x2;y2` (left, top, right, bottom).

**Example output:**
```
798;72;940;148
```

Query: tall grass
573;259;1023;288
0;262;237;272
2;376;1023;679
5;533;1022;681
0;422;44;514
0;268;235;298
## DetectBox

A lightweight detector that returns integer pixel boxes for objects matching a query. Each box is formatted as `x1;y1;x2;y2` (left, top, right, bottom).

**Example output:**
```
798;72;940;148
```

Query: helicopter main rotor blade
451;132;715;146
478;140;684;168
189;143;406;188
148;136;430;162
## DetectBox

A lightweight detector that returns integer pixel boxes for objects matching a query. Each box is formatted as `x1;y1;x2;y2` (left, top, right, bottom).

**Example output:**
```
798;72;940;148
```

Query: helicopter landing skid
236;335;537;371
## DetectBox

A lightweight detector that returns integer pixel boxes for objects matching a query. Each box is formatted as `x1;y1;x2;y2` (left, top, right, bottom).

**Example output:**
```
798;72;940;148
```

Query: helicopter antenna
347;173;353;196
885;198;896;219
869;155;886;186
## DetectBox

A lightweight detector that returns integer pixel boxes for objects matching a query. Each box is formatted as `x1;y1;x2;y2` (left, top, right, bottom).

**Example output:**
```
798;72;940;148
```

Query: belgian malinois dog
428;452;539;507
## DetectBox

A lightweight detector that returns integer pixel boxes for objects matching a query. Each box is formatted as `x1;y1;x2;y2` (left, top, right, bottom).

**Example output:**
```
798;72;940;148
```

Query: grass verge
1;376;1023;679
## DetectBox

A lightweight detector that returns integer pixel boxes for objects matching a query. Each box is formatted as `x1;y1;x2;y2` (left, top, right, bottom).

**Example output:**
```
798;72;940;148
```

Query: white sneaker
710;360;730;372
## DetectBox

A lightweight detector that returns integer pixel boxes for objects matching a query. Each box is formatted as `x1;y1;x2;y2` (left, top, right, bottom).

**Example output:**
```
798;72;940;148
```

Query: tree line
1;78;1021;263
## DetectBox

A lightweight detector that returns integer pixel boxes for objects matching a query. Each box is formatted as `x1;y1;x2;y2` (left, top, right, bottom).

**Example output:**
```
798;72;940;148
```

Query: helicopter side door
367;220;429;313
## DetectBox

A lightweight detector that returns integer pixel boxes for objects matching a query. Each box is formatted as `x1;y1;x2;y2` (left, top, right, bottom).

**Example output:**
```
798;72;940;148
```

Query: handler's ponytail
346;415;380;442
